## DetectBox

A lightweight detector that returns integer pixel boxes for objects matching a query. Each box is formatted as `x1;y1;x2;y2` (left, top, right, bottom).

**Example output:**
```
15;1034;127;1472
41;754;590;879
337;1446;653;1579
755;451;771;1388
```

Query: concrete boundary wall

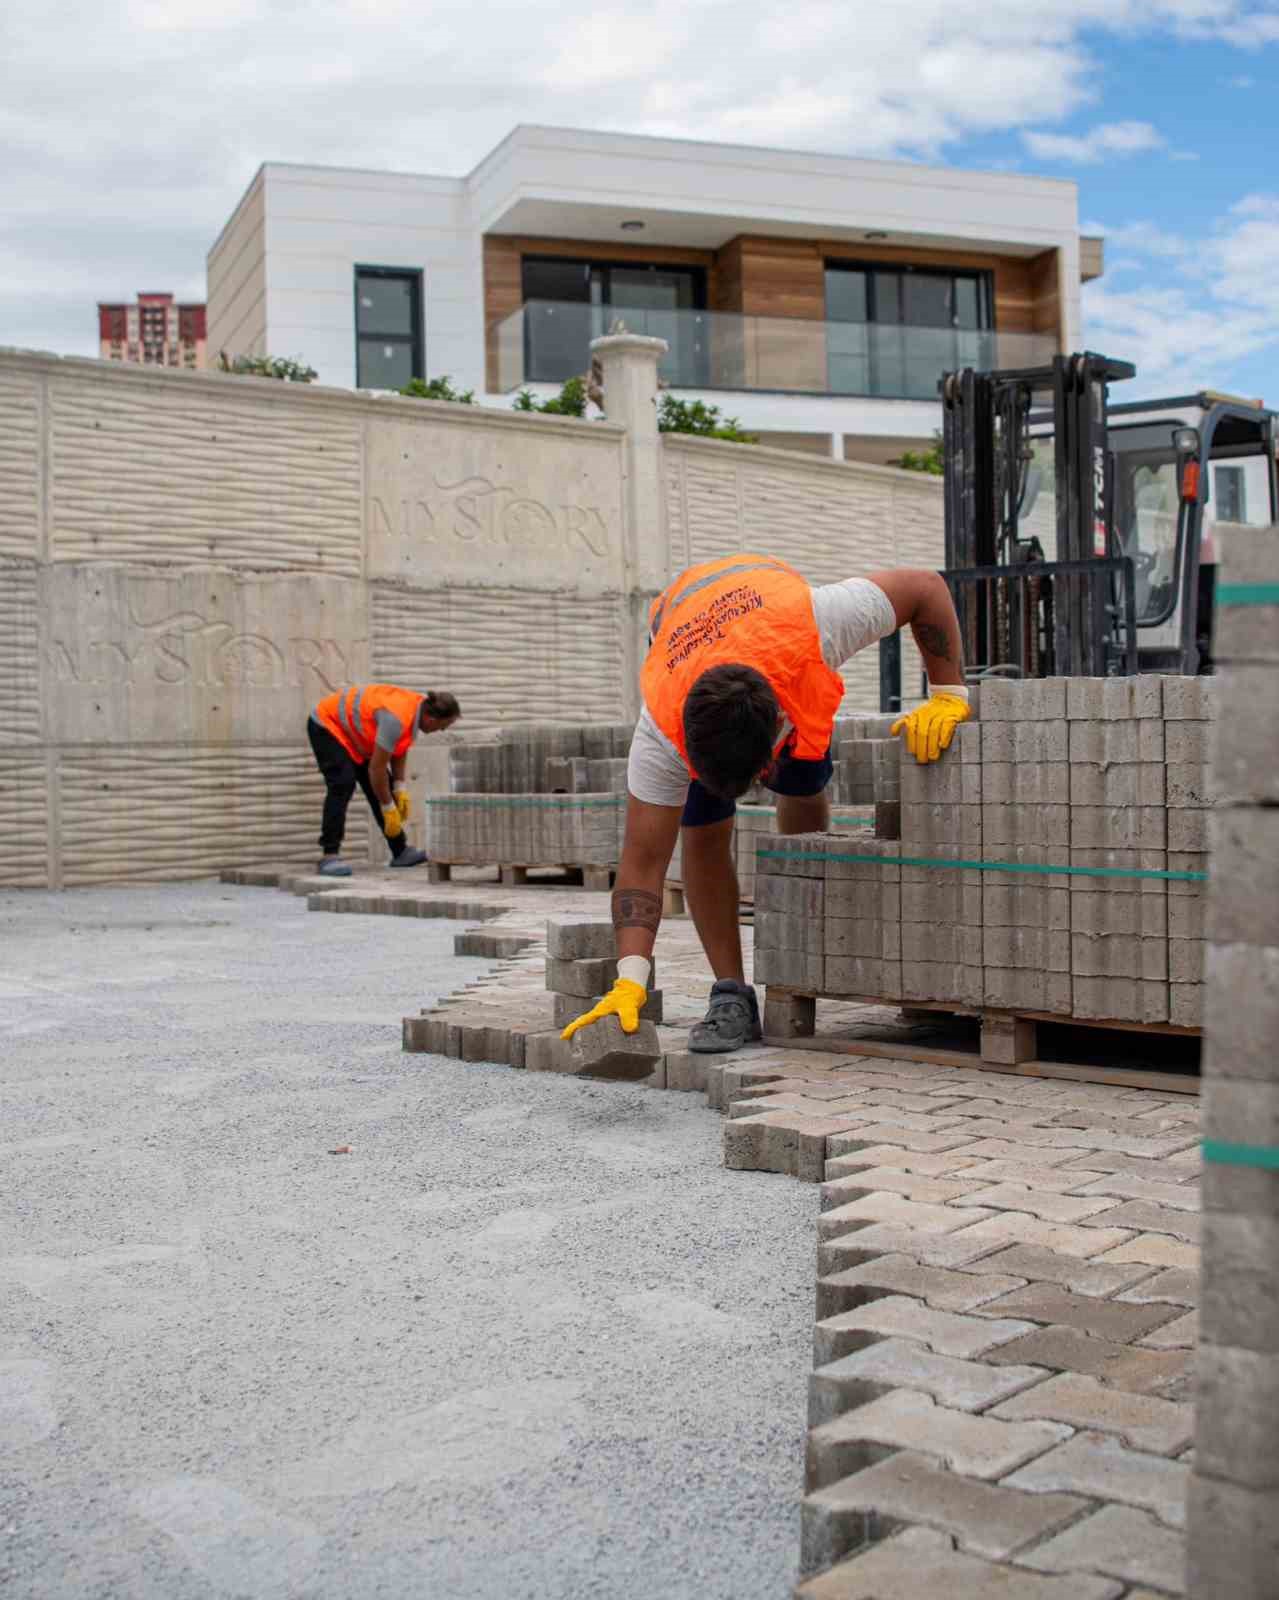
0;339;942;887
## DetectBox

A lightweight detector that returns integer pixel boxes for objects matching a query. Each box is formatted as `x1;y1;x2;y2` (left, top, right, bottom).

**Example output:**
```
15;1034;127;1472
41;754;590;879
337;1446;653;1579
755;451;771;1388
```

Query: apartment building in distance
207;125;1102;463
98;292;208;370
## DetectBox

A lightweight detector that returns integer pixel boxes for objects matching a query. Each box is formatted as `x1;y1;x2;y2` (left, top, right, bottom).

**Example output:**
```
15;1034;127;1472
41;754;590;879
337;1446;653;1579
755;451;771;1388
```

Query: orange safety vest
640;555;846;772
313;684;425;763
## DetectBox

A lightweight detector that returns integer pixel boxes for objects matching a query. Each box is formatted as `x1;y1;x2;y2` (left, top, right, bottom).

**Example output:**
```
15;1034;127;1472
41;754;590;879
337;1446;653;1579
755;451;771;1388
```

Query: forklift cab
1106;395;1278;673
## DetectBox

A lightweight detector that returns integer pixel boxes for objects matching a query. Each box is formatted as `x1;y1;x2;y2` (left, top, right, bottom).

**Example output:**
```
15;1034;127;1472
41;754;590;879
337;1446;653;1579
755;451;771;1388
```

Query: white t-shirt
628;576;897;808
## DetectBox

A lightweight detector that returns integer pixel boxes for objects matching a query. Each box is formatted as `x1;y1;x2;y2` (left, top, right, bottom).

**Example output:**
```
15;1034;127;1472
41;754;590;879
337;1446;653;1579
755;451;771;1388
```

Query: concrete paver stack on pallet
425;722;633;881
1187;524;1279;1600
753;677;1213;1058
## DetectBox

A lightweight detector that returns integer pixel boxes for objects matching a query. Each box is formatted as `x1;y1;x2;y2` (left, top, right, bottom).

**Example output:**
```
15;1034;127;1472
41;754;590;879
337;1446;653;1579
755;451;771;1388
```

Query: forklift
936;351;1278;681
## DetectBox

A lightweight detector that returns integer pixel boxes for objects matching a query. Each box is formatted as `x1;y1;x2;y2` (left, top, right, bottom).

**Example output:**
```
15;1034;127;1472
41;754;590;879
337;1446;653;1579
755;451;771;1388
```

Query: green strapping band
427;794;626;810
757;848;1208;883
1217;582;1279;606
1203;1139;1279;1172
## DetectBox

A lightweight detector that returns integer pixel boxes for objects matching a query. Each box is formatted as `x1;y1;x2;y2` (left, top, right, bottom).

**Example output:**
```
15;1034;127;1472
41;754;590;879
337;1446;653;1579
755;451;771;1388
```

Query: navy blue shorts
681;743;834;828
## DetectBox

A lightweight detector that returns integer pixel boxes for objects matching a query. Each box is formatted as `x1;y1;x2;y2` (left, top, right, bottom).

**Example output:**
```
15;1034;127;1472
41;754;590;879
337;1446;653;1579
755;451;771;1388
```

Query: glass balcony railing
493;299;1059;401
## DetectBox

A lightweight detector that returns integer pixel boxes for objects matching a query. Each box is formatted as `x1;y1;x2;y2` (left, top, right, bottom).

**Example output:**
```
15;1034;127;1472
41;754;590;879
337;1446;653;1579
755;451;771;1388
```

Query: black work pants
307;717;402;857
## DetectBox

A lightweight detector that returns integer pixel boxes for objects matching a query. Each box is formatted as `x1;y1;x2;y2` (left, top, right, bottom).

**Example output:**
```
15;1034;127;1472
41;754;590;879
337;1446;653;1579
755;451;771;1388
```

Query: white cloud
2;0;1278;357
1228;72;1258;85
1022;120;1166;164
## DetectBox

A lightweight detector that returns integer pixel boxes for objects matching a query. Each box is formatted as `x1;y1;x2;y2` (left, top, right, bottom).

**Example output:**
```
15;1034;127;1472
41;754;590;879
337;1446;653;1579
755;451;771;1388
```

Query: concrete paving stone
819;1193;997;1240
1016;1503;1185;1593
952;1184;1123;1225
824;1145;986;1180
949;1140;1086;1168
564;1013;661;1079
1022;1128;1199;1160
1080;1201;1200;1244
1137;1310;1197;1349
976;1284;1179;1344
816;1254;1030;1317
802;1450;1087;1570
544;918;615;959
1185;1475;1279;1600
1200;1212;1279;1355
793;1525;1124;1600
952;1214;1138;1259
1075;1174;1201;1213
806;1390;1070;1489
725;1109;861;1181
809;1338;1047;1426
1004;1428;1189;1529
827;1125;984;1155
986;1327;1191;1395
1193;1341;1279;1489
1060;1149;1201;1183
951;1161;1110;1193
967;1245;1158;1298
729;1091;870;1122
1097;1234;1199;1270
990;1372;1194;1455
813;1295;1036;1364
817;1224;1011;1275
1116;1268;1198;1307
821;1168;992;1209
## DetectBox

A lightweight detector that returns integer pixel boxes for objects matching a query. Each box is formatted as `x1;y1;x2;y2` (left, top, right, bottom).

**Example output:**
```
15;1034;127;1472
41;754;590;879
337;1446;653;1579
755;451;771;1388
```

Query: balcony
493;299;1058;402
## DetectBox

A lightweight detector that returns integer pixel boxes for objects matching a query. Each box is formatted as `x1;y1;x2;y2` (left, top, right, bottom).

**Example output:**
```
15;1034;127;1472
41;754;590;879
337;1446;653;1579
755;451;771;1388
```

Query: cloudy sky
4;0;1279;400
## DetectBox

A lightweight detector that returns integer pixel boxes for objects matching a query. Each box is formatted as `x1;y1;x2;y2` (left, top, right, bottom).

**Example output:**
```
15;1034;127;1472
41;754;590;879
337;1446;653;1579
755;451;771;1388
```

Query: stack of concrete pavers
545;919;664;1031
426;722;632;871
1188;524;1279;1599
753;675;1215;1034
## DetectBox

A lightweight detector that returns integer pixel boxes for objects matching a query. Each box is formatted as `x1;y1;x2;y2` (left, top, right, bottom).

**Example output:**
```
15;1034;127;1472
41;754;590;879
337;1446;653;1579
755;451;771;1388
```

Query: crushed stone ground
0;882;816;1600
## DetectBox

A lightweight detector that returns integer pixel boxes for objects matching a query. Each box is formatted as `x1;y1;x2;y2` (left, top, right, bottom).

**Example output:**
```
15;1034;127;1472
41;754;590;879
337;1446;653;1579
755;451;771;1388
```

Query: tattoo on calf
612;888;661;932
914;621;954;664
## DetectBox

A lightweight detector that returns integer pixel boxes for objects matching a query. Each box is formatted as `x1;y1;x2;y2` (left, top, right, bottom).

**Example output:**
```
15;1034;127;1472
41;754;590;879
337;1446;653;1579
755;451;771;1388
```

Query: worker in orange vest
308;685;460;876
562;556;969;1053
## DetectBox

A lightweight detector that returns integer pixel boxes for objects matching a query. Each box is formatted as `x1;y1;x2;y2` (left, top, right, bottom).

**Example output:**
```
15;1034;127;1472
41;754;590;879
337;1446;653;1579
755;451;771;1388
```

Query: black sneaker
389;847;428;869
688;979;763;1054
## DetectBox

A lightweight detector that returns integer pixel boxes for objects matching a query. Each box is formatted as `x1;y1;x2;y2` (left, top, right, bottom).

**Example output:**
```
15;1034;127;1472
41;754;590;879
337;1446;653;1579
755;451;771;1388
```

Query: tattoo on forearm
612;888;662;933
914;621;954;664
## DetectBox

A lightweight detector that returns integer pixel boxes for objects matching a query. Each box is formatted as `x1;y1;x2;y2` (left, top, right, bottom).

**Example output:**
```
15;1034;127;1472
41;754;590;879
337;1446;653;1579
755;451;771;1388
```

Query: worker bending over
308;685;460;877
563;555;968;1053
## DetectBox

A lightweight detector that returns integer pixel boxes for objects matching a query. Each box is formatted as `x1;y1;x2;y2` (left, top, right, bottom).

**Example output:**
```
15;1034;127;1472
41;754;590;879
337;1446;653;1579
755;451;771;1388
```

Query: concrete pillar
829;433;845;462
1187;522;1279;1600
591;333;669;722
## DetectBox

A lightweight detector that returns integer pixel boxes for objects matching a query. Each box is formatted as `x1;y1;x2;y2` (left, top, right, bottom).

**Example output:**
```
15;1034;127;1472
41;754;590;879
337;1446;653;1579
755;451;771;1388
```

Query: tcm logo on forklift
1093;445;1107;556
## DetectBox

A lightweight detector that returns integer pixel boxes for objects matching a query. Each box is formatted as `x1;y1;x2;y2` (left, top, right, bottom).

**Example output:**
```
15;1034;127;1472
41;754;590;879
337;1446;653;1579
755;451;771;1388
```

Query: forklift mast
942;352;1137;680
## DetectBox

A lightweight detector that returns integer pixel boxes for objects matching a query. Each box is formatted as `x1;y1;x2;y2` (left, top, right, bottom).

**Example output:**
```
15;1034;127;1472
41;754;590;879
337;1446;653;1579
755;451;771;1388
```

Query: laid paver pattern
229;863;1205;1596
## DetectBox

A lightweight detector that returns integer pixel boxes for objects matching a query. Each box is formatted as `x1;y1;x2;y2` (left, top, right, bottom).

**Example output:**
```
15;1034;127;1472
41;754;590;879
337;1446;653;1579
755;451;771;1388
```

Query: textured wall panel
0;758;50;887
370;584;627;734
57;747;332;886
661;439;944;710
0;369;41;559
0;561;41;743
49;381;362;574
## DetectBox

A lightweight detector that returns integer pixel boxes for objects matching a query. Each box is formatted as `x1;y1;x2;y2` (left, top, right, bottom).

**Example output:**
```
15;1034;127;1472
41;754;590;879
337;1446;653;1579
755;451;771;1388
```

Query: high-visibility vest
640;554;846;773
313;684;425;763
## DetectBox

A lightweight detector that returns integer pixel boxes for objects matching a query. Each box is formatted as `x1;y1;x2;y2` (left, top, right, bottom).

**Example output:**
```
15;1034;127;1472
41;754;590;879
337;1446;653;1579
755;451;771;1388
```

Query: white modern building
207;124;1103;463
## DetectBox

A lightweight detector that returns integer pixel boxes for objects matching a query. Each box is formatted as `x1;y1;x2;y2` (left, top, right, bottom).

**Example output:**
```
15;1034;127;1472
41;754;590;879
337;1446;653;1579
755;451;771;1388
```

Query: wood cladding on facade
483;232;1064;393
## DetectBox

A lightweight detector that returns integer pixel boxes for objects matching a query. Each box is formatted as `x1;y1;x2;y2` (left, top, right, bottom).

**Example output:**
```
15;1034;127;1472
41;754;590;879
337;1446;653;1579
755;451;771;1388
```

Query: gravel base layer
0;883;816;1600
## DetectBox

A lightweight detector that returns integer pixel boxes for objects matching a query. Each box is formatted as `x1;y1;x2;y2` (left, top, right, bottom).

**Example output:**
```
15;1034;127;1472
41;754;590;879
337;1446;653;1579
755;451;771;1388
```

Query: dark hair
682;664;779;800
421;690;460;724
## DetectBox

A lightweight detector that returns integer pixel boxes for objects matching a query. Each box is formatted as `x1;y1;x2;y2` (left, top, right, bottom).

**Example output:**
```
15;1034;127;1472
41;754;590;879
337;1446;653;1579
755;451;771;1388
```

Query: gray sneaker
688;979;763;1054
317;856;352;877
389;847;428;869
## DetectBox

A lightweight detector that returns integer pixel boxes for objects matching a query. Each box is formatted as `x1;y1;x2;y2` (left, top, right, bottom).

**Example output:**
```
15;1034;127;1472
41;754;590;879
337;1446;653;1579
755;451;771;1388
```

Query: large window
355;266;422;389
825;262;994;399
520;256;707;385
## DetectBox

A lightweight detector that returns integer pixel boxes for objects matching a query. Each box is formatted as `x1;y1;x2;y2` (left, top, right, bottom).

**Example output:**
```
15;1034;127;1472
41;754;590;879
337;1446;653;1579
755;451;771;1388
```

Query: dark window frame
520;253;709;313
354;265;424;389
823;259;994;330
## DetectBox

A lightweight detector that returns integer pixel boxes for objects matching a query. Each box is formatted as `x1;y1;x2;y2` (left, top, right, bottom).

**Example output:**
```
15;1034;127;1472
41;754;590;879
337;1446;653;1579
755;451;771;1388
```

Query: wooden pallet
427;859;615;890
762;984;1201;1096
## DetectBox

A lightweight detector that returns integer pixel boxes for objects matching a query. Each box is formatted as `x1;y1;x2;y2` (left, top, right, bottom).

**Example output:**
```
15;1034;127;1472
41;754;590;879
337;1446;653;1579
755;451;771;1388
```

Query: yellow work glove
381;802;404;840
891;687;972;764
560;979;647;1041
394;786;411;824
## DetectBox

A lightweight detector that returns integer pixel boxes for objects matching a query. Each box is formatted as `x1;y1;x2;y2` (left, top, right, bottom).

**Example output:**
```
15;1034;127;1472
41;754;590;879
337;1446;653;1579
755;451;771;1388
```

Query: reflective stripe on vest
640;554;847;773
313;685;425;763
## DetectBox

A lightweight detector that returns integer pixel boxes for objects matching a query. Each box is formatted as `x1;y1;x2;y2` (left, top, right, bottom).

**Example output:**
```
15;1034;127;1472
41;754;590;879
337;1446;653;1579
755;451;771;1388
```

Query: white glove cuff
927;681;969;703
617;955;652;989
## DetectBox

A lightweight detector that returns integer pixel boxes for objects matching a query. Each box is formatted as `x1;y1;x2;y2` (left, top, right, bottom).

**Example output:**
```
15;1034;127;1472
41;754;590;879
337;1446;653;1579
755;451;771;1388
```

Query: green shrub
399;376;475;403
657;394;756;443
512;376;589;417
897;432;945;475
217;352;317;383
